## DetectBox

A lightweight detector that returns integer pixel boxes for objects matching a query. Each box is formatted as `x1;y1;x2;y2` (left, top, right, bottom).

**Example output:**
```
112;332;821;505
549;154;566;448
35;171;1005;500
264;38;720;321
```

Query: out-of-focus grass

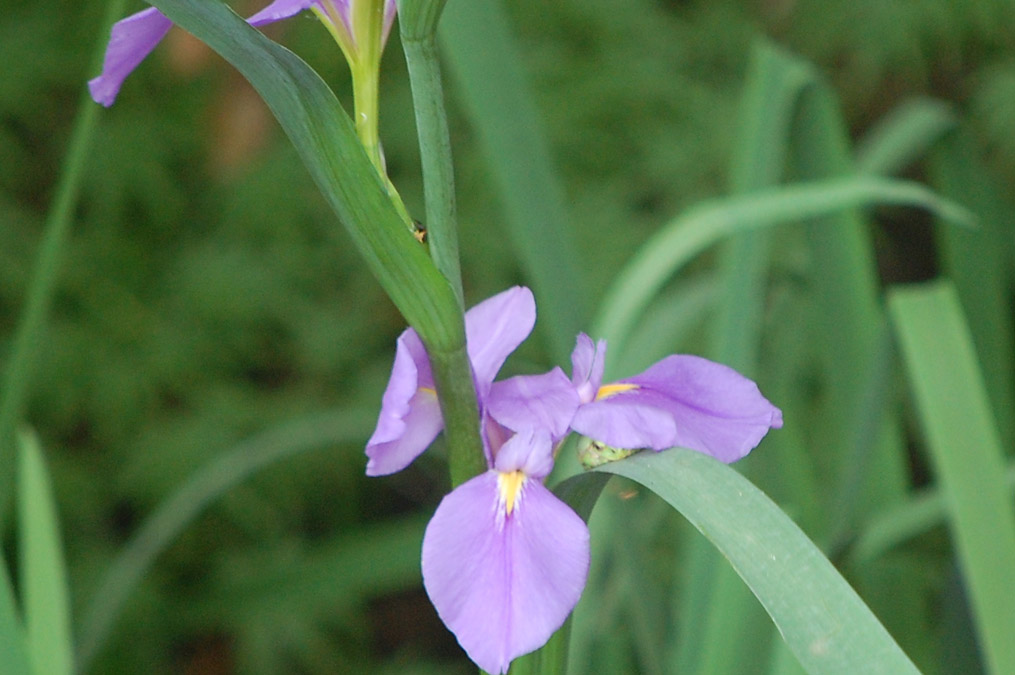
2;0;1015;672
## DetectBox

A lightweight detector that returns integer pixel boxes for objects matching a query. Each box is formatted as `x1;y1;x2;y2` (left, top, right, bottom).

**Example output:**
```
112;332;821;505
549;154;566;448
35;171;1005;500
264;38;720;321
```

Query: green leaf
145;0;461;351
0;555;30;675
888;281;1015;675
75;410;374;671
855;98;955;175
596;450;920;675
17;430;73;675
593;175;974;356
439;0;588;364
143;0;487;489
928;127;1015;449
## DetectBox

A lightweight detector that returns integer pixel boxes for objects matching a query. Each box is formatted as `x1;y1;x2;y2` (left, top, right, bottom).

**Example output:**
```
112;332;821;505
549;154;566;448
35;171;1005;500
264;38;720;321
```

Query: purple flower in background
366;286;536;476
421;418;588;675
569;333;783;463
88;0;397;106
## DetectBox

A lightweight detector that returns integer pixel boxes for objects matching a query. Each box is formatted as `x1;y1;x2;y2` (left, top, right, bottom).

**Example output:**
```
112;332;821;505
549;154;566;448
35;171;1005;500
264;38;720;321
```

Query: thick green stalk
398;0;480;485
429;346;486;487
401;33;465;307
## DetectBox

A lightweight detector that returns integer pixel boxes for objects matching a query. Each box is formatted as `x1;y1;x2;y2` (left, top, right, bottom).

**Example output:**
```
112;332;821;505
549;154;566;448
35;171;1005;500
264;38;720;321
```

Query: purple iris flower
367;287;782;673
368;287;588;672
569;333;783;463
88;0;397;107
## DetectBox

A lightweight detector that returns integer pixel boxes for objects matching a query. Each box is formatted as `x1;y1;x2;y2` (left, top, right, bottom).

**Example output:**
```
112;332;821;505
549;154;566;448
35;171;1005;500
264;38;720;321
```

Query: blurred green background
2;0;1014;672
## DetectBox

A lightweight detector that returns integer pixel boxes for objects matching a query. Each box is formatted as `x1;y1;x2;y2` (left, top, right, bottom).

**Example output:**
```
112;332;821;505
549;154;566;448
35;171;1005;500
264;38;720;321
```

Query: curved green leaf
593;176;974;356
145;0;461;350
594;450;920;675
75;410;373;671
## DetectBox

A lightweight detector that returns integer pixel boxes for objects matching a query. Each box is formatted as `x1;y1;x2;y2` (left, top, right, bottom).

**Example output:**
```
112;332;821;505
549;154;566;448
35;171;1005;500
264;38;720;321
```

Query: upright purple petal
487;368;580;440
422;472;589;674
570;333;606;403
366;328;441;475
247;0;317;26
88;8;173;107
465;287;536;390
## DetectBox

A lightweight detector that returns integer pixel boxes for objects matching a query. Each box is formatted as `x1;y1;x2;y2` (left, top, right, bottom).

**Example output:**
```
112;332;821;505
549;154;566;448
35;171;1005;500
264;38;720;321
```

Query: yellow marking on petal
498;471;527;516
419;386;436;397
595;382;639;400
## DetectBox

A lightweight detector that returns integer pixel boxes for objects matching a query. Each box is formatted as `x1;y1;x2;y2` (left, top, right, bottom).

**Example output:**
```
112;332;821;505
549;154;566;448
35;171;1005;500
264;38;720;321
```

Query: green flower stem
429;346;486;487
351;67;383;171
400;31;465;308
399;0;481;487
350;63;414;227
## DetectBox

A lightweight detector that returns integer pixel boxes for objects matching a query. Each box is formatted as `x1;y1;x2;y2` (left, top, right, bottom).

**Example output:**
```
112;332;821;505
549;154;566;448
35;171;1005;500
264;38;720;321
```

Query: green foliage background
2;0;1014;672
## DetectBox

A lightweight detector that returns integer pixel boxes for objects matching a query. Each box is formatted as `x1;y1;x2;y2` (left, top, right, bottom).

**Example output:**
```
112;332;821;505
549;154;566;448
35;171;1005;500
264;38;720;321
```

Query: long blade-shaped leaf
17;430;73;675
75;410;373;671
0;555;29;675
593;176;973;354
889;281;1015;675
594;450;919;675
145;0;461;350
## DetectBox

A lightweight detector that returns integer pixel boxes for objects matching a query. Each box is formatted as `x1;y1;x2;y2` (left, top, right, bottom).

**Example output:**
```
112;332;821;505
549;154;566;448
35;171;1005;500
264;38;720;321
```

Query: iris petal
465;287;535;392
422;472;589;675
88;8;173;107
365;328;440;475
607;354;783;462
487;367;579;441
247;0;316;26
570;333;606;403
570;398;677;450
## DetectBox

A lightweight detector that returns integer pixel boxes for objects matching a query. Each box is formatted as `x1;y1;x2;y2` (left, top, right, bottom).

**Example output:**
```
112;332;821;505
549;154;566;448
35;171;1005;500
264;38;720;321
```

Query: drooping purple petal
247;0;317;26
88;8;173;107
365;328;440;475
421;471;589;675
487;368;580;440
570;398;677;450
570;333;606;403
465;287;536;392
585;355;783;462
